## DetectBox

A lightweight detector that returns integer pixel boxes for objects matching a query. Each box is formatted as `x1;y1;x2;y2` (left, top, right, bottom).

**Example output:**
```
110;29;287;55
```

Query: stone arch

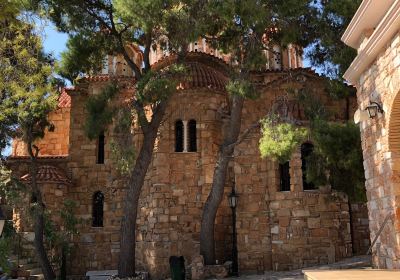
388;90;400;152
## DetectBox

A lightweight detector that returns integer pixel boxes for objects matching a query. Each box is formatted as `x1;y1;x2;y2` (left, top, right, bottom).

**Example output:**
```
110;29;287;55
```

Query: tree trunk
28;148;56;280
118;102;168;278
200;95;244;265
33;207;56;280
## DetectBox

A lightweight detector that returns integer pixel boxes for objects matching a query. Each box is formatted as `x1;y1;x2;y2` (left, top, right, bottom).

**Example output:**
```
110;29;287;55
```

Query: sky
41;23;68;60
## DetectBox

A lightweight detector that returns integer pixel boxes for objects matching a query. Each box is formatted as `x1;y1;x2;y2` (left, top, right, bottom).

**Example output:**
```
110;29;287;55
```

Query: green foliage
85;83;118;140
0;164;27;206
57;32;115;83
226;80;258;100
43;200;82;274
0;3;57;153
295;88;329;121
306;0;361;83
109;106;136;176
0;238;12;272
259;115;308;163
306;120;366;202
136;64;186;105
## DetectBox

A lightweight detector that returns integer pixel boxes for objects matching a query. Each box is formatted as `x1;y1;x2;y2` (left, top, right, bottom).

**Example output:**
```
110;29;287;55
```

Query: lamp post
228;183;239;276
0;206;6;237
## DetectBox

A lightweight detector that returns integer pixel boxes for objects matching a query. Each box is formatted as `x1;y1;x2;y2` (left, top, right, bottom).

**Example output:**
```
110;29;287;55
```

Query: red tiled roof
79;75;136;84
20;165;72;186
58;88;71;108
152;52;229;92
8;155;68;160
179;62;228;91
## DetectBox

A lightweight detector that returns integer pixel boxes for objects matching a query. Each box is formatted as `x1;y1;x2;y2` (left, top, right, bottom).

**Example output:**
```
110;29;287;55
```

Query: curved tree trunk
118;102;168;278
200;95;244;265
28;145;56;280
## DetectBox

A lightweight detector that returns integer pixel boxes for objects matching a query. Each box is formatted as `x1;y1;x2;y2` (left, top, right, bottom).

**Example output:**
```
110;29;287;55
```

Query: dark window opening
175;120;184;152
301;143;315;190
97;132;105;164
188;119;197;152
31;194;38;203
92;191;104;227
279;161;291;192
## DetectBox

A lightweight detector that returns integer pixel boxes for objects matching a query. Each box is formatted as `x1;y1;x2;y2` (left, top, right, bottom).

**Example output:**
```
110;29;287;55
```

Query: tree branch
226;121;260;149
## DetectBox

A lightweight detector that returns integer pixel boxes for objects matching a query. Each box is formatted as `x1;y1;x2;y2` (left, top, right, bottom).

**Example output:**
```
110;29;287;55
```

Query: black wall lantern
366;101;384;118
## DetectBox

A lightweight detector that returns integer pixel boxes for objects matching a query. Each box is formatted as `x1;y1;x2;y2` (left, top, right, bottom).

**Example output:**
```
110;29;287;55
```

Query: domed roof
21;165;72;186
152;52;229;92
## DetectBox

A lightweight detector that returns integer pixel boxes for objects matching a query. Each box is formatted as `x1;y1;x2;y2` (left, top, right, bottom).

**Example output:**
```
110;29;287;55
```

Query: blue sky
42;23;68;59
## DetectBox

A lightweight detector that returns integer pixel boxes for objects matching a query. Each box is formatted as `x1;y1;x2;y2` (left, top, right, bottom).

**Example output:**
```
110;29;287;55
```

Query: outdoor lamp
228;188;239;209
0;206;6;237
366;101;384;118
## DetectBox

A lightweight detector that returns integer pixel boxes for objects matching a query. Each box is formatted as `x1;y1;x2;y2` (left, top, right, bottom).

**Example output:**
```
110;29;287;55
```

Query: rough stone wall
12;107;70;157
356;32;400;268
134;89;231;278
350;203;370;255
66;83;133;275
8;66;361;279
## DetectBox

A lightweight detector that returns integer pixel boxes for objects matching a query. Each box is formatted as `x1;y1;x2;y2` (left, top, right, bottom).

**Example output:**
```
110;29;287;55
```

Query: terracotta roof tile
152;52;229;92
80;75;136;85
20;165;72;186
58;88;71;108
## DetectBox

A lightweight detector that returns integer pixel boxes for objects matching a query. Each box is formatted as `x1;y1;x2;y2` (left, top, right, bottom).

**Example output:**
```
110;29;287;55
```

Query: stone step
27;268;43;276
301;255;371;272
29;274;44;280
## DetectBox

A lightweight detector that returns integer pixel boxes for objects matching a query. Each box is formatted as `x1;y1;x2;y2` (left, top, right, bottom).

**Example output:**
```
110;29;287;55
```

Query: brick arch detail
388;90;400;152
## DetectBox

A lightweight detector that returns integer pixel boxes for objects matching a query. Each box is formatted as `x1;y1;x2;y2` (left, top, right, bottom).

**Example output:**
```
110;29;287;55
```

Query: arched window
279;161;291;192
97;132;105;164
301;143;315;190
92;191;104;227
175;120;184;152
188;119;197;152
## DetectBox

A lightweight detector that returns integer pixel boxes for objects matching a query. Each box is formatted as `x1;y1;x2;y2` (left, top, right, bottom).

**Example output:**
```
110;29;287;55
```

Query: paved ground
304;270;400;280
224;255;372;280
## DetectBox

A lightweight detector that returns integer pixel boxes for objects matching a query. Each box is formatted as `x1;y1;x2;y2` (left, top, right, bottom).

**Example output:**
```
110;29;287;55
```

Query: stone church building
9;40;370;278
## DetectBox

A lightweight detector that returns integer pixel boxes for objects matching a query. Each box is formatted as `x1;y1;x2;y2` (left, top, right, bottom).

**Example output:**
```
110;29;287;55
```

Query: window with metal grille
188;119;197;152
301;142;316;190
97;132;105;164
279;161;291;191
175;120;184;152
92;191;104;227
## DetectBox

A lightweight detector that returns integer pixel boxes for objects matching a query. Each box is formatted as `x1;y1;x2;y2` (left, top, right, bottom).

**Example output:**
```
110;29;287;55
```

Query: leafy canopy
0;1;57;154
259;115;308;163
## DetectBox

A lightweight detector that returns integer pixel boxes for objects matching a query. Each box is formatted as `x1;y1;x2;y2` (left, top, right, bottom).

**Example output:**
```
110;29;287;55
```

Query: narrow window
97;132;105;164
188;119;197;152
175;120;184;152
279;161;291;192
301;143;315;190
92;191;104;227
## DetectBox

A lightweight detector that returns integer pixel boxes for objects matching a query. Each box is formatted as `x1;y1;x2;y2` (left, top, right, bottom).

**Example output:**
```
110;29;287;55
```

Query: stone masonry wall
66;83;133;275
9;63;362;279
12;107;70;157
350;203;370;255
356;32;400;268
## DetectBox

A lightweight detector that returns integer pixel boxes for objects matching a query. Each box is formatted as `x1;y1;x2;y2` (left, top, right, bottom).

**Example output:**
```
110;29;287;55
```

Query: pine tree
0;2;58;279
39;0;210;276
199;0;318;265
